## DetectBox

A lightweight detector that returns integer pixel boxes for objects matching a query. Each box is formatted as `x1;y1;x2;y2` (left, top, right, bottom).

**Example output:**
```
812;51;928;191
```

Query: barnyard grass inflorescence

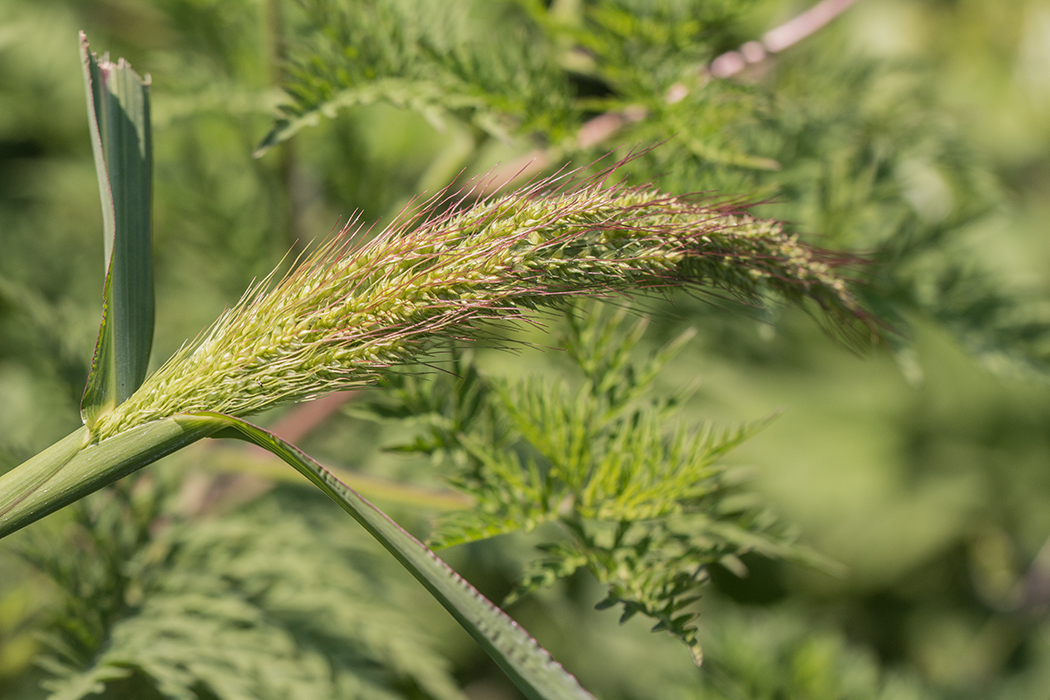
91;166;873;440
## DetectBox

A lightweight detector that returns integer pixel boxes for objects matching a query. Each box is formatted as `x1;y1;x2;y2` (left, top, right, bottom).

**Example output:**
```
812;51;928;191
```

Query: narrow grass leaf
79;32;155;427
199;412;595;700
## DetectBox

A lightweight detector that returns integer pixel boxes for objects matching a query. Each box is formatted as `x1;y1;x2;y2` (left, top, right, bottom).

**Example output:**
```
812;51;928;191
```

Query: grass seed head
92;166;873;440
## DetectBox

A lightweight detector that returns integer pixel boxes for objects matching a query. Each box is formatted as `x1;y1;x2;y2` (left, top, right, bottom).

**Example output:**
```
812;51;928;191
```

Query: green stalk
0;417;219;538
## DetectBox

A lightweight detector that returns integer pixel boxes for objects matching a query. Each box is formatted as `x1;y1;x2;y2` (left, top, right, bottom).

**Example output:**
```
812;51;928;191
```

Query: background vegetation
2;0;1049;698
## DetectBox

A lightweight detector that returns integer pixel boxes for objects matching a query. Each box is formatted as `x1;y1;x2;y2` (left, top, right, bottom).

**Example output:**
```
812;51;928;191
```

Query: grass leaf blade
200;412;595;700
79;32;155;427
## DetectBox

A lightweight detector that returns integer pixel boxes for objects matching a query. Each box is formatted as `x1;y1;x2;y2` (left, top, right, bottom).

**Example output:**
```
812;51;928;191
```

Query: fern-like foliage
755;48;1050;381
523;0;779;173
359;303;825;657
267;0;772;174
690;608;929;700
257;0;574;154
18;474;465;700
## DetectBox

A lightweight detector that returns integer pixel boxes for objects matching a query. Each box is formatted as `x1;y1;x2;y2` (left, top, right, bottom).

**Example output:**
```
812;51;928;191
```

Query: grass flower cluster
91;170;870;441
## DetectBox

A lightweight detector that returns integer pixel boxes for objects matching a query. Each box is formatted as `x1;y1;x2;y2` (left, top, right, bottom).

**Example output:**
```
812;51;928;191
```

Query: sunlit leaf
79;32;155;427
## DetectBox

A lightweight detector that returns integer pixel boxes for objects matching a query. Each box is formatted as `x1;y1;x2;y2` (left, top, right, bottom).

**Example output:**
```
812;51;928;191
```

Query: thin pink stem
763;0;862;53
710;0;862;77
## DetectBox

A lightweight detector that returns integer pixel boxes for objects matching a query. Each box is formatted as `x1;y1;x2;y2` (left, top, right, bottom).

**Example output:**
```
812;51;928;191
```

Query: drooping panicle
92;167;873;439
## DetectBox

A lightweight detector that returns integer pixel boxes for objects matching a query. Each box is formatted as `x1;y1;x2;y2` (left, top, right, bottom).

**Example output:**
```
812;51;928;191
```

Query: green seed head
92;169;873;440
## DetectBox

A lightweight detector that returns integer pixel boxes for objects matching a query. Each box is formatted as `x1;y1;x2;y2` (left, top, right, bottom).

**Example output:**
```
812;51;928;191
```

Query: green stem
0;416;220;538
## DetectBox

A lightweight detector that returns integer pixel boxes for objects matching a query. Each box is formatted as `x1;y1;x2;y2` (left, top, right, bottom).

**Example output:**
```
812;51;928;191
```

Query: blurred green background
1;0;1049;698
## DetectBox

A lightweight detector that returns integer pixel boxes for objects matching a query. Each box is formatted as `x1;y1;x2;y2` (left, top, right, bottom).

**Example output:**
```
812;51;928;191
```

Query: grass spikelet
92;166;874;440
